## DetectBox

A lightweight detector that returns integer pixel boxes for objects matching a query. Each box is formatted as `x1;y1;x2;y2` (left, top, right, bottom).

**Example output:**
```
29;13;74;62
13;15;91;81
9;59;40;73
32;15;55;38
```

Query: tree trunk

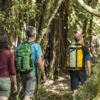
37;0;64;43
44;0;70;80
88;16;93;52
82;0;93;35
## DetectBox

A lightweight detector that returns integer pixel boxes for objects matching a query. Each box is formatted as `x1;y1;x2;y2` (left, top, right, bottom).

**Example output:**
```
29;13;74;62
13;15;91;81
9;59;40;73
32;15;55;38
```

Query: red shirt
0;49;16;77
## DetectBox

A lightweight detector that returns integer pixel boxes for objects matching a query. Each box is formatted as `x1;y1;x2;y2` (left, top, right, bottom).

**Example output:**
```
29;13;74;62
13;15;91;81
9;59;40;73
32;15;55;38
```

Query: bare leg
0;96;8;100
23;95;30;100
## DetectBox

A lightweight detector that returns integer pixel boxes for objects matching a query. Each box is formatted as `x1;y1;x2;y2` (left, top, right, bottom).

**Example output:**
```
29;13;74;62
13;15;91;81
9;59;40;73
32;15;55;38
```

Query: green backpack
15;41;34;72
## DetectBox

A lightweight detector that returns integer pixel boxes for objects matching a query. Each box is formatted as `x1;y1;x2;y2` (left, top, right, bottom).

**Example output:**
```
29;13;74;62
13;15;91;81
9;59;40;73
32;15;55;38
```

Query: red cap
74;32;83;41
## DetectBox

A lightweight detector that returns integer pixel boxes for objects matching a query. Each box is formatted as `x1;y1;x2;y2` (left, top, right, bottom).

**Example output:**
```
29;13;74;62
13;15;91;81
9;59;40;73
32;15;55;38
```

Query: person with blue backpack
15;26;46;100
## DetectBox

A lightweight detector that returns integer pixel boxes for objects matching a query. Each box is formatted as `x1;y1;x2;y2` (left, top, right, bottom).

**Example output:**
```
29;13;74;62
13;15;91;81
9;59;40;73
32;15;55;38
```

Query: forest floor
34;55;100;100
34;75;73;100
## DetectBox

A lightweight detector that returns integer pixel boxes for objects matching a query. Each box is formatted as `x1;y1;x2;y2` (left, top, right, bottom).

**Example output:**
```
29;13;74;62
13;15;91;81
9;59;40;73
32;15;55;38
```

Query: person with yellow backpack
66;32;91;93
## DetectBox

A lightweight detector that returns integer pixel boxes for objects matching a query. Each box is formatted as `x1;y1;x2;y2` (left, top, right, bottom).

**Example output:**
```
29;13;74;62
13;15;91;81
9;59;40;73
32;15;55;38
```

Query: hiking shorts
0;78;11;97
70;70;87;90
21;71;36;96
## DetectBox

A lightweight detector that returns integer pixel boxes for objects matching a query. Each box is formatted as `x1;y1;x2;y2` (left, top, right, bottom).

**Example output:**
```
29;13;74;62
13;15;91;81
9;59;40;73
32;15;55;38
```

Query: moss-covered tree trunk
44;0;70;80
88;16;93;52
0;0;11;41
82;0;92;35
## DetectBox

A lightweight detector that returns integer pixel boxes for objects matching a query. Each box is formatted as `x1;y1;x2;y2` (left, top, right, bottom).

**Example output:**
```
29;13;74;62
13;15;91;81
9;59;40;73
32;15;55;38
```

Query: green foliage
74;58;100;100
0;12;4;21
11;0;37;21
0;0;37;44
68;0;88;39
68;0;100;41
93;17;100;34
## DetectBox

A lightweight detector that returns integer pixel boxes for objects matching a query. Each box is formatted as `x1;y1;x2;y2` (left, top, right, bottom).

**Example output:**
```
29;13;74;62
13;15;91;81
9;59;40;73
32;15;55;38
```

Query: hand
87;74;90;79
13;84;17;94
43;75;47;83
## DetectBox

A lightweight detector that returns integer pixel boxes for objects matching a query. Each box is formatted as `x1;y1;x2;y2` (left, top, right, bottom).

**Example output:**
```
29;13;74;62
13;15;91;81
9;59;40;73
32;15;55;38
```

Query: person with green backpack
15;26;46;100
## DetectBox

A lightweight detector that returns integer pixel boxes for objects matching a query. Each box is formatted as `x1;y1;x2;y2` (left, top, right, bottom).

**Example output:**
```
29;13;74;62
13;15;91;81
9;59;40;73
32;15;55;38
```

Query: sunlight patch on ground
43;76;70;94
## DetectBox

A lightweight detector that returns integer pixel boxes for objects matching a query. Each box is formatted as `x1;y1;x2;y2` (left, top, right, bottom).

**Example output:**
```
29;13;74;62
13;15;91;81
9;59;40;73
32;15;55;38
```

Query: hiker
15;26;46;100
0;31;17;100
66;32;91;93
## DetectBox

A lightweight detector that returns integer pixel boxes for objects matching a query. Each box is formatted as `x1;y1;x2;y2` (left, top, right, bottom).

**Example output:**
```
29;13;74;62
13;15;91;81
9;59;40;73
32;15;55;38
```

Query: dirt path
35;75;73;100
34;55;100;100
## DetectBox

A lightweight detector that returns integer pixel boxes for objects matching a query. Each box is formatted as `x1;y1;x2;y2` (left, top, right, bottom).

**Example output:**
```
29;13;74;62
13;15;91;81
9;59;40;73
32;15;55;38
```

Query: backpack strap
24;41;34;45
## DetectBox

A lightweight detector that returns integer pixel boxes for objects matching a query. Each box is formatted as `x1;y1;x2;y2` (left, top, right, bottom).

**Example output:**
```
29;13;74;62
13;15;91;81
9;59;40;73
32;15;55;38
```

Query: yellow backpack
66;44;83;70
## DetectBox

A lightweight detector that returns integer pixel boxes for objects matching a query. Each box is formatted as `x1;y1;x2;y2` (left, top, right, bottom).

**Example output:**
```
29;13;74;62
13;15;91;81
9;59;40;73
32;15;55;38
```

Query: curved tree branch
77;0;100;17
38;0;64;43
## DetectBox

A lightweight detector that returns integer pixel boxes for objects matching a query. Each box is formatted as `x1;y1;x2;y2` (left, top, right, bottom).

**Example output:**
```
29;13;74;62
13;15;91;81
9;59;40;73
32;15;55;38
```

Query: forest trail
34;54;100;100
35;75;73;100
